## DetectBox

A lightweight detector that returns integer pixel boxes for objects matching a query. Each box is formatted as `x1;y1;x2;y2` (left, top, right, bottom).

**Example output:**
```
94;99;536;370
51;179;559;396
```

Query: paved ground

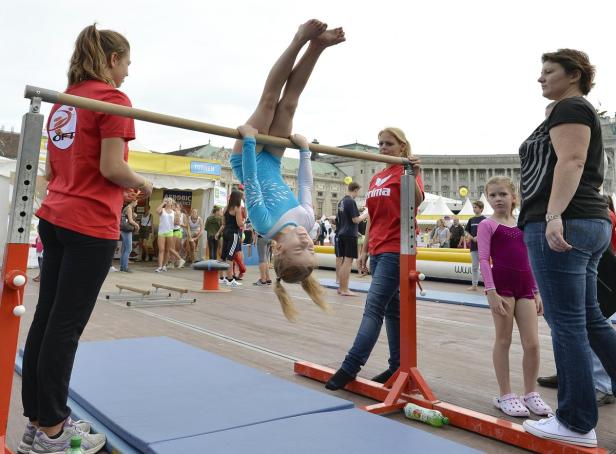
6;260;616;453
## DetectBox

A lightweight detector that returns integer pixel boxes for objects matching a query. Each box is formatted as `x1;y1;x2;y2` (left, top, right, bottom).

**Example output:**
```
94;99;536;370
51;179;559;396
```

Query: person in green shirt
204;206;223;260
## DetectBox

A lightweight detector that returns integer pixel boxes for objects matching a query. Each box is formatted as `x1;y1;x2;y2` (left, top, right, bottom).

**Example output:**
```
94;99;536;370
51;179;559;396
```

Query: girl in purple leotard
478;176;552;418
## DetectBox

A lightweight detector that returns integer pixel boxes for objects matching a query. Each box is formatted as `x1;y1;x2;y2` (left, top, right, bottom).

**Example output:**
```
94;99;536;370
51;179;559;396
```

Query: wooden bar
24;85;409;165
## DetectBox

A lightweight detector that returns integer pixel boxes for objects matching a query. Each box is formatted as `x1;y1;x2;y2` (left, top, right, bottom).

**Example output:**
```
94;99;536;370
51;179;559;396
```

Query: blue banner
190;161;221;176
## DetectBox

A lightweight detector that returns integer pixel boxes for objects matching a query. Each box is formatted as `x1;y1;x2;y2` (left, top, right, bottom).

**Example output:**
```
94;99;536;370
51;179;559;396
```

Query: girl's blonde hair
273;255;330;322
378;127;412;158
68;24;130;87
486;175;517;214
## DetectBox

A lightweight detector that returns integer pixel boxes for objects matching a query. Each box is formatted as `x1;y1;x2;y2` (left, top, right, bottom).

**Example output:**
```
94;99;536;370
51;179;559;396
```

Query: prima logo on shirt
48;106;77;150
365;187;391;198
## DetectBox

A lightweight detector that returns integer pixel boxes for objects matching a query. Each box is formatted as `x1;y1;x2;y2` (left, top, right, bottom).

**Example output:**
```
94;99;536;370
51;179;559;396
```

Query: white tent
418;196;454;219
457;198;475;216
419;192;462;213
479;193;494;215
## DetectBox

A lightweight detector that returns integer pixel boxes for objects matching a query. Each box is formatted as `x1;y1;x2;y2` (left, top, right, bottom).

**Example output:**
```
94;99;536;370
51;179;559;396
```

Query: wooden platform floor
6;261;616;453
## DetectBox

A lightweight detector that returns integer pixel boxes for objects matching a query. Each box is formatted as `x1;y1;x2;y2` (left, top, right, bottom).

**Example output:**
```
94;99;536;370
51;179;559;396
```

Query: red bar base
295;360;606;454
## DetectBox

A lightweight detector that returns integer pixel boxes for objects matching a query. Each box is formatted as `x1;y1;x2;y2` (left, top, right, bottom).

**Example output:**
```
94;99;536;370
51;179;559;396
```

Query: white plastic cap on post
418;273;426;281
13;305;26;317
12;275;26;287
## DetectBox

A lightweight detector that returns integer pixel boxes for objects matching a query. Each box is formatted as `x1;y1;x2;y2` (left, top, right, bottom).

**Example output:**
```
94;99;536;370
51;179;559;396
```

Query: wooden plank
115;284;150;295
151;283;188;294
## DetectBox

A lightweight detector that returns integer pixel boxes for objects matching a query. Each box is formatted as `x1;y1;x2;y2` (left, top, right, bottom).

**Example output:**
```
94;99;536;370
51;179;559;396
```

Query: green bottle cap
442;416;449;425
70;436;82;448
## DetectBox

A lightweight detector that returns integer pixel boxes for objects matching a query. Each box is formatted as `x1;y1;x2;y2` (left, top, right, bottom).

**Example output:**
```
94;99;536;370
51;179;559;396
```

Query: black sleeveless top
224;209;240;233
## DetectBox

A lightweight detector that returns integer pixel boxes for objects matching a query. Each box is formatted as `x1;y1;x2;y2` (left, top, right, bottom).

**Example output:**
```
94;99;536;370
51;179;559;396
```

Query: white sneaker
178;258;186;269
109;266;118;273
162;266;167;272
219;277;225;283
155;267;164;273
523;416;597;447
229;279;242;287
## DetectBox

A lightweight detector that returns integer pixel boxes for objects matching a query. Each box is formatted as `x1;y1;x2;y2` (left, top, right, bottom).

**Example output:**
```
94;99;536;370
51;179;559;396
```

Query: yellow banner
127;151;222;179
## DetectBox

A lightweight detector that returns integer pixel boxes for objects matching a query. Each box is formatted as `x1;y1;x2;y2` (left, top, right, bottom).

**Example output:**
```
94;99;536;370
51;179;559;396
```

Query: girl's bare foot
312;27;346;47
339;291;357;297
296;19;327;43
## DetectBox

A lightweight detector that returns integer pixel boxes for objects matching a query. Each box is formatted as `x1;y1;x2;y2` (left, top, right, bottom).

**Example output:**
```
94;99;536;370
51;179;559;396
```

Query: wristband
545;213;561;223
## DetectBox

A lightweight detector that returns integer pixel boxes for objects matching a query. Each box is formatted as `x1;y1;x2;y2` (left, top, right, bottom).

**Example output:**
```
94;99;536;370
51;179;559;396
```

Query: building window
332;193;338;199
360;169;363;174
317;191;324;197
372;169;376;174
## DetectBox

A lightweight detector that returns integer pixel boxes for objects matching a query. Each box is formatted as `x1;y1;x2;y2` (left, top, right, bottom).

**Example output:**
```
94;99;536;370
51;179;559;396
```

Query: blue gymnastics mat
150;408;483;454
320;278;488;308
60;337;354;453
321;278;616;323
15;352;139;454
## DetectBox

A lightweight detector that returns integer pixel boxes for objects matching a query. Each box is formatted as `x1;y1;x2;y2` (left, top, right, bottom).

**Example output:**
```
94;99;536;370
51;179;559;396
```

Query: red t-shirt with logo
37;80;135;240
365;165;424;255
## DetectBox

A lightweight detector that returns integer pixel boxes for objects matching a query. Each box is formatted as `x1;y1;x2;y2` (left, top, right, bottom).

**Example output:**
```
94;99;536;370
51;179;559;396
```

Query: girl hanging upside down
232;19;345;321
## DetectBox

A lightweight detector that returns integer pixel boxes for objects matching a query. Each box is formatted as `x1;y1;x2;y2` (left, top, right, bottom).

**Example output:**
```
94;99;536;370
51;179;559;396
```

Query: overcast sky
2;0;615;157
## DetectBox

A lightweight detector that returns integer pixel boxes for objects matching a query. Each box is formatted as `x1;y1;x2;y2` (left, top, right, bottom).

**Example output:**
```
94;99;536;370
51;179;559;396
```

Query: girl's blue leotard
230;137;314;239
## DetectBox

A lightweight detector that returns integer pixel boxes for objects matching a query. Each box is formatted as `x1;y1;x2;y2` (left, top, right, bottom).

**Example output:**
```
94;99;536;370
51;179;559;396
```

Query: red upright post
0;97;44;454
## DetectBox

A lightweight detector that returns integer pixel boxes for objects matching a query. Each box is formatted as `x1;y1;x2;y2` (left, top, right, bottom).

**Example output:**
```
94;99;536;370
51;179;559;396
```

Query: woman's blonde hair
378;127;412;158
273;254;330;322
68;24;130;87
486;175;517;214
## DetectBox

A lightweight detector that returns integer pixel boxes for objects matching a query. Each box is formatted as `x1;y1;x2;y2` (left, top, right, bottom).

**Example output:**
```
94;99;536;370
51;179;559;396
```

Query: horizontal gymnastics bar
24;85;409;165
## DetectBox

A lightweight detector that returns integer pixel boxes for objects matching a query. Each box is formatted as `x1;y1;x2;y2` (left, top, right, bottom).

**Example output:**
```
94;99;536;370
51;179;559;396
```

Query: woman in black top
216;190;244;286
520;49;614;448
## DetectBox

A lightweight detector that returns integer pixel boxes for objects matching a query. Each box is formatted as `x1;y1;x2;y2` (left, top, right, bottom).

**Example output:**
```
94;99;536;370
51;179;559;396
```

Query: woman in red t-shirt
326;127;424;390
19;24;153;454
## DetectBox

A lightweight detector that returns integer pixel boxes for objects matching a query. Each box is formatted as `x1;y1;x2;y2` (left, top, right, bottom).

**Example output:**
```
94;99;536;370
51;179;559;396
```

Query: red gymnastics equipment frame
0;85;607;453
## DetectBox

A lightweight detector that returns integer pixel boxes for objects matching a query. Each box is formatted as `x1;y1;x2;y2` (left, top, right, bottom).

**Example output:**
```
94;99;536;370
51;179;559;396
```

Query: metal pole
24;85;409;166
0;98;44;454
399;166;417;370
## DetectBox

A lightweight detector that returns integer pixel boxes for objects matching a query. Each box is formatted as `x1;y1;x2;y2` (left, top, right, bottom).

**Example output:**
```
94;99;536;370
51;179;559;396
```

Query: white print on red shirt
48;106;77;150
375;175;392;187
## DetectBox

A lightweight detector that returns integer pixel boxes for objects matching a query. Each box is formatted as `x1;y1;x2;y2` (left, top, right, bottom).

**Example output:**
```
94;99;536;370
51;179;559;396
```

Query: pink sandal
493;393;530;417
523;392;553;416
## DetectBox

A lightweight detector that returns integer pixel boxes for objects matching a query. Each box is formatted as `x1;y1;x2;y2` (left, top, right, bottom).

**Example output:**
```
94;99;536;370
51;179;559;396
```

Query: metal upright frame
1;97;44;454
0;85;607;453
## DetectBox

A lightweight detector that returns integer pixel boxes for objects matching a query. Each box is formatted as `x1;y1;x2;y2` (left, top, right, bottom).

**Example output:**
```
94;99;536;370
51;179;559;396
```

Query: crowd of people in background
113;186;276;287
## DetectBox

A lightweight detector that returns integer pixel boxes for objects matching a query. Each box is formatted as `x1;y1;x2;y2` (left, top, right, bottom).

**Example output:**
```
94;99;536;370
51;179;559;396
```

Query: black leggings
207;235;218;260
21;219;116;426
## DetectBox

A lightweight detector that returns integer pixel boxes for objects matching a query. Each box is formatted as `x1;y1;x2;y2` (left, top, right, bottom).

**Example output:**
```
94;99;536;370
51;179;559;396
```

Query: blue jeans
591;350;613;394
524;219;616;433
341;253;400;377
120;230;133;271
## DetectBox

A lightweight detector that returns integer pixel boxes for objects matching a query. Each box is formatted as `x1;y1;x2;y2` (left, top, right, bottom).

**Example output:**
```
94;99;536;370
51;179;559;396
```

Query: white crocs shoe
493;393;530;417
523;416;597;447
523;392;553;416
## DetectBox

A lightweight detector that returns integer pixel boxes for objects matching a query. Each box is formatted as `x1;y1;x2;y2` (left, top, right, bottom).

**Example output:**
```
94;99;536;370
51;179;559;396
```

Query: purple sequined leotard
477;218;537;300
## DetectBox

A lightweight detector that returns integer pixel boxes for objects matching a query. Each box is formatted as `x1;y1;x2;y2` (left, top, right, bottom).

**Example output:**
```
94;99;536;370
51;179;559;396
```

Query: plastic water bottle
403;403;449;427
66;436;84;454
